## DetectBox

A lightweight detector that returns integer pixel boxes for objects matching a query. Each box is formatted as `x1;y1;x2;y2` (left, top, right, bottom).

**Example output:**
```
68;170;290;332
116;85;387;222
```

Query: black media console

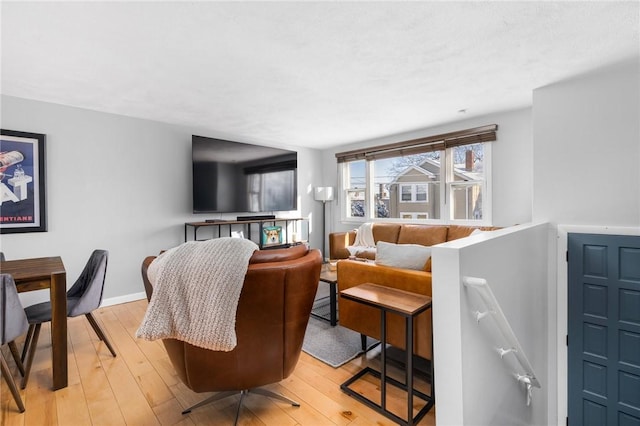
236;215;276;221
184;217;306;250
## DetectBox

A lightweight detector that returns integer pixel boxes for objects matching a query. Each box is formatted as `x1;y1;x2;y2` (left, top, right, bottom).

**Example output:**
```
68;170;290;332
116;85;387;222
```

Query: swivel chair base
182;388;300;425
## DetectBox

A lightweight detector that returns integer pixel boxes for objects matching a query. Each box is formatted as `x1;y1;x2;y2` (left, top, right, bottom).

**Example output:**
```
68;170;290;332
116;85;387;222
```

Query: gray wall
532;59;640;227
0;95;322;304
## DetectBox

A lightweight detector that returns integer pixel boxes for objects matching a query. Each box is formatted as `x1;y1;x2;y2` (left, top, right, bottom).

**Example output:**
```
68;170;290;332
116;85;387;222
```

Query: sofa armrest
337;259;433;359
329;231;356;260
337;259;432;297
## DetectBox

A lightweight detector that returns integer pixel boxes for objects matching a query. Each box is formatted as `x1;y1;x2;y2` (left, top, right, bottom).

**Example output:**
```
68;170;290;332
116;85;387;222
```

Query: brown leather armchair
141;244;321;424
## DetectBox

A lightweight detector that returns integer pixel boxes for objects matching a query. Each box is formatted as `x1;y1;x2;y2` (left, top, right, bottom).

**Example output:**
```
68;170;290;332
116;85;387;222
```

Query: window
401;185;412;201
344;160;366;217
336;125;496;224
447;143;486;221
401;212;429;220
399;184;428;202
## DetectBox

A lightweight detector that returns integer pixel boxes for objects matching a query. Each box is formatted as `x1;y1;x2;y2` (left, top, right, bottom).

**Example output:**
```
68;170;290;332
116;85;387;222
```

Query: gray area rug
302;316;378;368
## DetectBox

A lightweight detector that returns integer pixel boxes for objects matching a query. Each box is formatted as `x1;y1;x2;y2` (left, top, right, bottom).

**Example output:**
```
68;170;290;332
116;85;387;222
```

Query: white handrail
462;276;541;393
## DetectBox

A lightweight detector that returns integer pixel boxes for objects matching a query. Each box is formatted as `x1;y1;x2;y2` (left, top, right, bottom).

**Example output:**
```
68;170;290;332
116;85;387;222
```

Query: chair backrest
0;252;5;261
0;274;28;345
141;245;322;393
67;250;109;317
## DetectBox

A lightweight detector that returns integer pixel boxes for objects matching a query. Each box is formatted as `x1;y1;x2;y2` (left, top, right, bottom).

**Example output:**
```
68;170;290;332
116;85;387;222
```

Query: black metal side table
311;263;338;326
339;283;434;426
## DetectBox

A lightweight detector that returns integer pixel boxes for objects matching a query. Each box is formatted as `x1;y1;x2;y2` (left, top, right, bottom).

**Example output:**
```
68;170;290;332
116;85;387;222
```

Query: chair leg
180;388;300;424
1;351;25;412
85;313;116;357
181;390;238;414
234;391;246;426
249;388;300;406
20;324;35;363
21;323;41;390
7;341;25;376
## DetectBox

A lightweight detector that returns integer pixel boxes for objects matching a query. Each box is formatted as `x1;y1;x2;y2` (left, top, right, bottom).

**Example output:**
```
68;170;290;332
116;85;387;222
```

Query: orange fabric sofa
329;223;499;360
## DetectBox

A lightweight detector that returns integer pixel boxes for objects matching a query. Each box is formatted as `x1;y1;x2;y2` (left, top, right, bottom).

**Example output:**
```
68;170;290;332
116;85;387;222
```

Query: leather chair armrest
249;244;308;264
329;231;356;260
141;256;157;301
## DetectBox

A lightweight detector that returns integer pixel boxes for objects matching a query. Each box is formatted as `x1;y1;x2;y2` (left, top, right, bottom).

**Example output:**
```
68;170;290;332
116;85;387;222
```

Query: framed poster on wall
0;129;47;234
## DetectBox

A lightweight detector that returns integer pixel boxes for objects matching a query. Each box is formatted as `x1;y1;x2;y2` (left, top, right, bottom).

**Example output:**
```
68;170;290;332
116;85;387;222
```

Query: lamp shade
314;186;334;202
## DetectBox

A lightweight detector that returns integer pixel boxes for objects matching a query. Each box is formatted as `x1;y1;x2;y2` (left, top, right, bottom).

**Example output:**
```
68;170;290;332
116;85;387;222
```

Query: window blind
335;124;498;163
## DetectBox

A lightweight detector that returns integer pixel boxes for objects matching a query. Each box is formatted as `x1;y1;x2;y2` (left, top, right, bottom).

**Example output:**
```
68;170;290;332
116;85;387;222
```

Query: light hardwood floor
1;299;435;425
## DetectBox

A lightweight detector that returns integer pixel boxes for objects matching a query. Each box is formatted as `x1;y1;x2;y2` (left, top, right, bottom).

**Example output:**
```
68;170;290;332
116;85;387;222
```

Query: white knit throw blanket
353;222;375;247
136;238;258;351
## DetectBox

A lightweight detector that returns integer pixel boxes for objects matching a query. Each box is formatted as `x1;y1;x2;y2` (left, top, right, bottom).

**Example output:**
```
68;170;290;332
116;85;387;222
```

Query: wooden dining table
0;256;68;390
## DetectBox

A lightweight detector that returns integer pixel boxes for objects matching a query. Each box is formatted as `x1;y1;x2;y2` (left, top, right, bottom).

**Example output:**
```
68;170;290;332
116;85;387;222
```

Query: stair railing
462;276;541;405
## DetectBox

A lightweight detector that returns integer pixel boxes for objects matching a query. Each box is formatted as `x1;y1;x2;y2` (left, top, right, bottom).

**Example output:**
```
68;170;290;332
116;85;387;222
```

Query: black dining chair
0;274;29;412
21;249;116;389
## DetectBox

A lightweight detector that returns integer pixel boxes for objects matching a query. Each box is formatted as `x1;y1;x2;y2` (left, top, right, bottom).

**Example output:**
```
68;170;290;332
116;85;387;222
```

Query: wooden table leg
50;271;67;390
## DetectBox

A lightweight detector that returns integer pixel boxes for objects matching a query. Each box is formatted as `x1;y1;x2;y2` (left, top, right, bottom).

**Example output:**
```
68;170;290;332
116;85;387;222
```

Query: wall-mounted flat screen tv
192;135;298;214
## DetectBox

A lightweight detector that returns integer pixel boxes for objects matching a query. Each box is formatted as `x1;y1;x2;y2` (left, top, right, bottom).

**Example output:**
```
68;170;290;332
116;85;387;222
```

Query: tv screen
192;136;298;214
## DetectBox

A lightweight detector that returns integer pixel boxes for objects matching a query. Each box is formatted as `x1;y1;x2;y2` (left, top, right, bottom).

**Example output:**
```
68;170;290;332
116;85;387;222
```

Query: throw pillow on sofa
375;241;432;271
346;245;377;260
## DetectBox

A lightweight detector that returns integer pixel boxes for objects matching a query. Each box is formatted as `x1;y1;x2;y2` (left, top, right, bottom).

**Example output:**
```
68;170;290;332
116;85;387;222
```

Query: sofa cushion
375;241;432;271
372;223;402;244
347;246;377;260
397;225;448;246
447;225;501;241
447;225;478;241
470;228;489;236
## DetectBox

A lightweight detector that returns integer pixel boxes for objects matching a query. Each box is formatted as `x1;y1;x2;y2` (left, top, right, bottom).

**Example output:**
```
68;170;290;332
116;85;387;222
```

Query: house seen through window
341;142;489;223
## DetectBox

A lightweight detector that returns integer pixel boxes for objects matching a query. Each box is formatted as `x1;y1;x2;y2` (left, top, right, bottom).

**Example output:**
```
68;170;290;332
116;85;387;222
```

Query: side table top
319;263;337;283
340;282;432;316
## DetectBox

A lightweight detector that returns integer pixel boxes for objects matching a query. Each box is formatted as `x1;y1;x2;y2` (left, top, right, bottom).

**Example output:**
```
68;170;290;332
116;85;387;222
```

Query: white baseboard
101;292;147;307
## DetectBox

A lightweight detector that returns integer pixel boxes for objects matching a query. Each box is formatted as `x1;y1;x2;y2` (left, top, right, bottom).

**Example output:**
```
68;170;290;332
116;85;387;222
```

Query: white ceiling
1;1;638;149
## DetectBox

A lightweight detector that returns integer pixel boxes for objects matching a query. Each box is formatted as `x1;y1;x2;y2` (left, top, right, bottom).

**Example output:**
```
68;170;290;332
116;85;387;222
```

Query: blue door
568;233;640;426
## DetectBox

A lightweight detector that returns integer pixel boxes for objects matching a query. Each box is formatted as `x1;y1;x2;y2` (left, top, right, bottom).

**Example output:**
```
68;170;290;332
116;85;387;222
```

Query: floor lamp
314;186;334;262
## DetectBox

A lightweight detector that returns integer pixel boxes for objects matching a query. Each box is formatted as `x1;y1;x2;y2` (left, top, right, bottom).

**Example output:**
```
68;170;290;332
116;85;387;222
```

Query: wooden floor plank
68;314;126;426
2;299;436;425
152;397;195;426
101;354;160;425
23;368;58;426
54;383;92;425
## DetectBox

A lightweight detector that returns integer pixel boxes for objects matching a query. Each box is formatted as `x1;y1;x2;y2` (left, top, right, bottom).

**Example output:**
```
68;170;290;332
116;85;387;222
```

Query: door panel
568;233;640;426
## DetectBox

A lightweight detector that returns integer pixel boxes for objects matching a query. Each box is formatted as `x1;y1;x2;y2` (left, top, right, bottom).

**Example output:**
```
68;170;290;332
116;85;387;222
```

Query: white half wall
432;222;549;426
0;95;322;304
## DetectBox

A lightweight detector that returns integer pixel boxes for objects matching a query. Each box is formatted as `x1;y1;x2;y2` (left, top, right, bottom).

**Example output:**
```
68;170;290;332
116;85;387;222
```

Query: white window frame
398;183;429;203
339;142;492;225
400;212;430;220
341;159;367;219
